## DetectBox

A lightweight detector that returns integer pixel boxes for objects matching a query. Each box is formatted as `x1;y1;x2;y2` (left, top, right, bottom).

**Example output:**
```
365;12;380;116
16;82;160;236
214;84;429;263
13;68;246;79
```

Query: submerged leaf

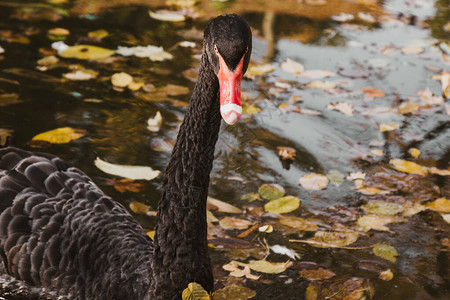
213;285;256;300
207;197;242;213
361;201;404;215
219;217;253;230
379;269;394;281
264;196;300;214
31;127;85;144
299;268;336;281
59;45;114;60
182;282;210;300
326;170;345;186
278;215;318;231
357;214;405;232
308;231;359;248
372;243;398;262
258;183;285;200
94;157;161;180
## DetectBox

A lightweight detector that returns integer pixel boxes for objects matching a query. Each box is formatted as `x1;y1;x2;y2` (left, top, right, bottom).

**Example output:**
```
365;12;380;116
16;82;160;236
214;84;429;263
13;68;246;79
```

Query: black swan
0;14;252;299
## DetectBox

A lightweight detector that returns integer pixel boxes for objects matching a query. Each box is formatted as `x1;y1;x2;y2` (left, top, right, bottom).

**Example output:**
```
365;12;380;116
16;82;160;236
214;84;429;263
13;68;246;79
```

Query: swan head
204;14;252;125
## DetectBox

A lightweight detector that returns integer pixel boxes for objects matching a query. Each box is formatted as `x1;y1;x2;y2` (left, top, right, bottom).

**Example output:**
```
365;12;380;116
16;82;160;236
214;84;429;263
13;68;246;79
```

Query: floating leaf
219;217;253;230
213;285;256;300
222;262;260;280
258;224;273;233
371;149;384;156
428;167;450;176
276;146;296;160
379;269;394;281
111;72;133;87
361;201;404;215
379;123;399;132
59;45;114;60
247;63;274;76
37;55;59;66
207;197;242;213
88;29;109;39
398;102;419;114
281;58;304;75
299;69;334;79
48;27;70;36
242;103;261;115
147;111;163;132
149;10;186;22
347;171;366;180
425;198;450;213
258;183;285;200
326;170;345;186
94;157;161;180
241;192;262;202
306;81;336;89
372;243;398;262
111;179;146;193
361;88;385;98
248;260;290;274
307;231;359;248
299;269;336;281
389;159;428;176
182;282;210;300
264;196;300;214
31;127;85;144
327;102;353;115
129;201;149;214
116;45;173;61
357;214;405;232
401;46;424;54
357;187;389;196
408;148;421;158
278;215;318;231
63;69;97;80
299;173;329;191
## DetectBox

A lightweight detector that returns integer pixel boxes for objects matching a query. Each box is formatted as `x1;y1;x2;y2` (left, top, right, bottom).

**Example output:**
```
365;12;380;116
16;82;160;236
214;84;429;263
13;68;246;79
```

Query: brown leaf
299;269;336;281
219;217;254;230
361;88;385;98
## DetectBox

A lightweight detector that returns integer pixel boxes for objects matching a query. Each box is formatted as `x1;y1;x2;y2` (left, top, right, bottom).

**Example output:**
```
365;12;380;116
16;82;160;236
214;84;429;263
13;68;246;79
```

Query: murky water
0;0;449;299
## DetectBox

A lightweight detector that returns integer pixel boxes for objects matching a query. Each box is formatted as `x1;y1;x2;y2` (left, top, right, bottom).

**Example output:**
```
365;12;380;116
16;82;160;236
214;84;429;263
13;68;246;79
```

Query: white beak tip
220;104;242;125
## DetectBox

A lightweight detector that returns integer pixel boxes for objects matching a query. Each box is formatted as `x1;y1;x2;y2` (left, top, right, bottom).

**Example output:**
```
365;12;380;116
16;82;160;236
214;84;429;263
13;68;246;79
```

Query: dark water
0;0;449;299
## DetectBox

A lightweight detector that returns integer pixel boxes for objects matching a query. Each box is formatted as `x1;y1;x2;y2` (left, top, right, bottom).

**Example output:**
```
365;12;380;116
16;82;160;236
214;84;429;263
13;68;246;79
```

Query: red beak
217;52;245;125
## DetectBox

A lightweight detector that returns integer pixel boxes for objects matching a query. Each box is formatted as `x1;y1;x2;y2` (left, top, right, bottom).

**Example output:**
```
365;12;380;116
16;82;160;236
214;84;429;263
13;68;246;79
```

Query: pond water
0;0;449;299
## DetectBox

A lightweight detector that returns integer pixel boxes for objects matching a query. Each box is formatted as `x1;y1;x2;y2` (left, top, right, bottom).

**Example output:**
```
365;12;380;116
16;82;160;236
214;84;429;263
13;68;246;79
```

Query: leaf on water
258;224;273;233
406;148;420;158
31;127;86;144
299;173;329;191
360;87;385;98
331;13;355;22
439;71;450;99
264;196;300;214
401;46;424;54
276;146;296;160
270;245;300;260
299;70;335;79
146;230;155;239
63;69;97;80
111;179;146;193
398;102;419;114
246;63;274;77
357;187;389;196
147;111;163;132
371;149;384;156
219;217;253;230
0;93;22;106
327;102;353;115
94;157;161;180
361;201;404;215
379;123;399;132
326;170;345;186
372;243;398;262
346;171;366;180
417;88;444;105
278;103;301;113
116;45;173;61
222;262;260;280
248;260;291;274
428;167;450;176
306;81;336;89
356;214;405;232
111;72;133;87
425;197;450;213
88;29;109;39
212;284;256;300
258;183;285;200
182;282;210;300
149;10;186;22
379;269;394;281
207;197;242;213
241;192;262;202
278;215;318;232
242;103;261;115
307;231;359;248
338;67;370;79
59;45;114;60
299;268;336;281
389;159;428;176
129;201;149;214
281;58;304;75
37;55;59;66
48;27;70;36
164;84;190;96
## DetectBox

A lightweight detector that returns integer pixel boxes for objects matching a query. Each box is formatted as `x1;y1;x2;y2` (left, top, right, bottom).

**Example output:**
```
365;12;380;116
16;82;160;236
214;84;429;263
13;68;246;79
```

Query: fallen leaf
401;46;424;54
417;88;444;105
59;45;114;60
358;12;376;23
116;45;173;61
182;282;210;300
258;183;285;200
331;13;354;22
129;201;149;214
372;243;398;262
361;201;404;215
361;88;385;98
281;58;304;75
146;231;155;239
306;81;336;89
88;29;109;39
408;148;421;158
222;262;260;280
264;196;301;214
371;149;384;156
303;231;359;248
379;269;394;281
48;27;70;36
94;157;161;180
428;167;450;176
356;214;405;232
241;192;262;202
31;127;86;144
219;217;254;230
258;224;273;233
63;69;97;80
111;179;146;193
37;55;59;66
379;123;399;132
326;170;345;186
149;10;186;22
248;260;291;274
299;173;329;191
439;71;449;99
357;186;389;196
299;70;335;79
212;284;256;300
346;171;366;180
276;146;296;160
111;72;133;87
278;103;301;113
147;111;163;132
299;268;336;281
389;159;428;176
278;215;318;231
207;197;242;213
247;63;274;76
425;197;450;213
398;102;419;114
327;102;353;115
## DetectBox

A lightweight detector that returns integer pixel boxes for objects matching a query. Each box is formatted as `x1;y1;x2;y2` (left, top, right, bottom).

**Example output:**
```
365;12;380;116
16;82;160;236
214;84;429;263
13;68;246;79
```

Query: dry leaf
264;196;301;214
147;111;163;132
219;217;254;230
428;167;450;176
379;123;399;132
361;201;404;215
182;282;210;300
361;88;385;98
389;159;428;176
408;148;421;158
306;81;336;89
346;171;366;180
398;102;419;114
278;215;318;231
213;285;257;299
401;46;424;54
248;260;291;274
327;102;353;115
299;173;329;191
276;146;296;160
207;197;242;213
129;201;149;214
425;198;450;213
31;127;86;144
417;88;444;105
149;10;186;22
116;45;173;61
379;269;394;281
356;214;405;232
281;58;304;75
299;269;336;281
94;157;161;180
303;231;359;248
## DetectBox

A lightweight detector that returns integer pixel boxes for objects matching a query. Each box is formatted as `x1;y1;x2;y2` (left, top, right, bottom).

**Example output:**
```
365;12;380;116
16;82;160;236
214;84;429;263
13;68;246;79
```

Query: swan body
0;14;252;299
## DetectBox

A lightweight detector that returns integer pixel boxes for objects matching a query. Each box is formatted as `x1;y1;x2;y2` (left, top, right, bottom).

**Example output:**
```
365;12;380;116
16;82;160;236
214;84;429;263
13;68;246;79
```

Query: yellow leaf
111;72;133;87
264;196;300;214
357;187;389;196
398;102;419;114
373;243;398;262
182;282;210;300
247;63;274;76
425;198;450;213
248;260;290;274
299;173;329;191
379;269;394;281
276;146;296;160
356;214;405;232
379;123;399;132
361;201;404;215
88;29;109;39
129;201;149;214
401;46;424;54
59;45;114;60
371;149;384;156
32;127;86;144
258;224;273;233
408;148;421;158
390;159;428;176
212;285;256;300
428;167;450;176
48;27;70;36
258;183;285;200
146;230;155;239
308;231;359;248
361;88;385;98
242;104;261;115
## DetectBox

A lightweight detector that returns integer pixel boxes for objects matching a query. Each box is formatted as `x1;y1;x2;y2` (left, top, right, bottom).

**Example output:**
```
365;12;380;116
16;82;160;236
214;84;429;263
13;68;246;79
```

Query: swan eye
214;45;219;54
